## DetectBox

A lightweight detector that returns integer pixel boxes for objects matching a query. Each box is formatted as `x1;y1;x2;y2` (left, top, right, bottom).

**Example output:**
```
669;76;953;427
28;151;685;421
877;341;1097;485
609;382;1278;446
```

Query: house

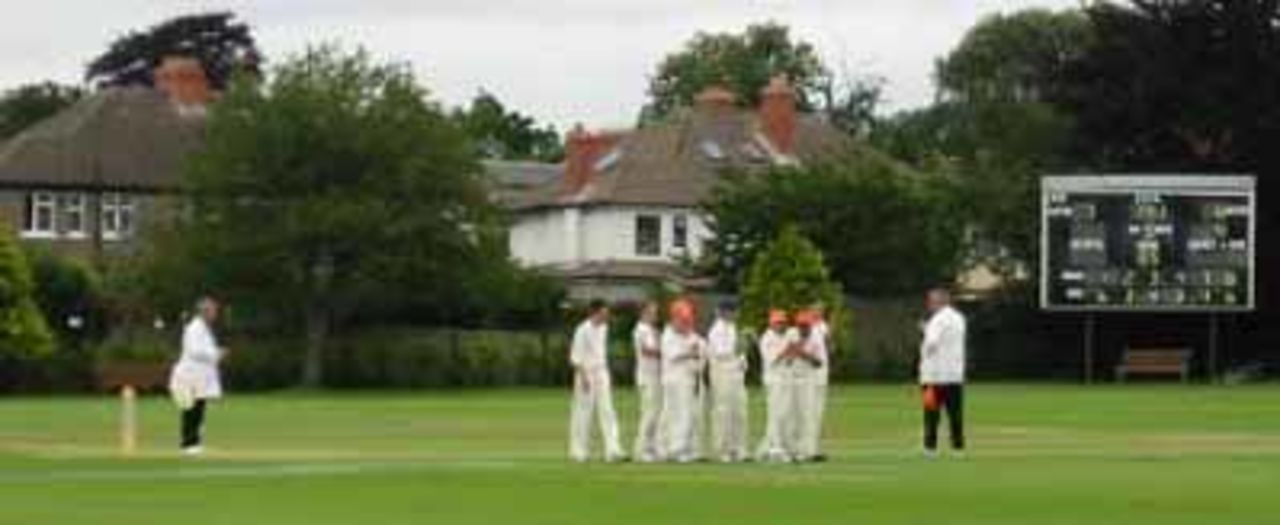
0;57;211;260
506;76;853;301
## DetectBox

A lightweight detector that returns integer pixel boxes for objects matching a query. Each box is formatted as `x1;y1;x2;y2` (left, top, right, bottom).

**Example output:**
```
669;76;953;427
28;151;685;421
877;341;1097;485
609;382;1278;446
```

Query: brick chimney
153;56;212;107
759;75;797;154
562;124;620;195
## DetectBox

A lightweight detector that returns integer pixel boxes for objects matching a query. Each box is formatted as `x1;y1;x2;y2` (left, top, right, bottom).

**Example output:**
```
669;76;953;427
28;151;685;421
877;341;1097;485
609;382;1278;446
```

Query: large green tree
175;46;496;387
0;82;85;140
936;9;1091;105
86;11;260;90
704;154;965;298
451;90;563;162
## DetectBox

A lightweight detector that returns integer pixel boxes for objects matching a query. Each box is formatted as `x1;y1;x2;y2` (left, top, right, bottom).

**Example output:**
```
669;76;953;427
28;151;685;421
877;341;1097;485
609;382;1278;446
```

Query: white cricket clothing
168;317;225;409
660;327;706;461
632;321;663;460
707;319;748;460
919;306;967;384
795;330;829;458
568;320;622;461
756;328;800;460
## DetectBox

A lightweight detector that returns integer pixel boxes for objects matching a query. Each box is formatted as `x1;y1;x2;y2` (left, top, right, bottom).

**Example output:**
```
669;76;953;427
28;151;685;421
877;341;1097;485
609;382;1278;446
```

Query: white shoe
181;446;204;456
922;448;939;459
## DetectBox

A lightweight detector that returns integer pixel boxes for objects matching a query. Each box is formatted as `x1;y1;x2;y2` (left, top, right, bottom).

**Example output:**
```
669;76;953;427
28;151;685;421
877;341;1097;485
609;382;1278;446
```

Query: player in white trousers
708;300;749;462
661;299;707;463
756;309;801;462
631;302;664;462
568;300;625;462
794;310;830;462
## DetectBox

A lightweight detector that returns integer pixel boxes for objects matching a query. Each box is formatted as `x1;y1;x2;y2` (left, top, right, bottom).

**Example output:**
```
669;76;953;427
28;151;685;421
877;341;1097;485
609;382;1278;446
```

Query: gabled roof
0;86;205;191
509;107;857;212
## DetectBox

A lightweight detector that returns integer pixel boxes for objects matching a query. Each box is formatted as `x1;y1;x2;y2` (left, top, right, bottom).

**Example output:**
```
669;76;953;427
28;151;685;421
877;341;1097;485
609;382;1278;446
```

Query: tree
86;11;260;90
0;225;54;358
642;22;830;121
738;225;843;331
0;82;85;140
175;46;496;387
936;9;1091;105
704;154;966;298
451;90;563;162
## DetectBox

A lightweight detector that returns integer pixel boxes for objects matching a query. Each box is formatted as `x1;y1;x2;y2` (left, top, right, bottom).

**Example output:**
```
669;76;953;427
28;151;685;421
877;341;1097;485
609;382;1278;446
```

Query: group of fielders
567;288;968;463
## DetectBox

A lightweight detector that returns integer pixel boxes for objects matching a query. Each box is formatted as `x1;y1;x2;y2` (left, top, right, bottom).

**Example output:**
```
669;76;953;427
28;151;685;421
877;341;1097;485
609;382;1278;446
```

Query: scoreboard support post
1207;313;1219;383
1083;314;1096;384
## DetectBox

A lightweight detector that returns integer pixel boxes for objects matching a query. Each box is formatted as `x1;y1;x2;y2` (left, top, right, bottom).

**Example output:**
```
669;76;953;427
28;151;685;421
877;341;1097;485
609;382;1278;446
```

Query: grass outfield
1;384;1278;524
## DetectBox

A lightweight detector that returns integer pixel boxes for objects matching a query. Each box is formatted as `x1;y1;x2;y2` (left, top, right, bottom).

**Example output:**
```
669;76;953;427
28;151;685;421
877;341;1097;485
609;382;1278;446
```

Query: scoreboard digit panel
1040;175;1256;312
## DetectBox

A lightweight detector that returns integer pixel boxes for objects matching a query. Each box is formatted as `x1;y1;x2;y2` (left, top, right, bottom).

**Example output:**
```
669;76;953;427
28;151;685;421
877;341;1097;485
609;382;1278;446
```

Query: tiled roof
509;107;860;211
0;86;204;191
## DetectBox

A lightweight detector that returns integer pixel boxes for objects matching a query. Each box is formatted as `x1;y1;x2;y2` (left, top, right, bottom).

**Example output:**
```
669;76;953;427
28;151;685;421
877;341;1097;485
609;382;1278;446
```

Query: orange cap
795;309;817;327
768;309;788;325
669;299;695;325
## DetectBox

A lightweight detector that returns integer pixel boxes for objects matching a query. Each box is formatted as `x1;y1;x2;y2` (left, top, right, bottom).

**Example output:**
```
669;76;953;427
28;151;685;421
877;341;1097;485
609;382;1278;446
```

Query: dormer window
594;147;622;172
699;140;725;161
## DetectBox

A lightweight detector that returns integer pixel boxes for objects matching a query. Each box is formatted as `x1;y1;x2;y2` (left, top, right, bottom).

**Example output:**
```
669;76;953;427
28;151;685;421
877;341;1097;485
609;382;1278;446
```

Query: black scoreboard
1040;175;1256;312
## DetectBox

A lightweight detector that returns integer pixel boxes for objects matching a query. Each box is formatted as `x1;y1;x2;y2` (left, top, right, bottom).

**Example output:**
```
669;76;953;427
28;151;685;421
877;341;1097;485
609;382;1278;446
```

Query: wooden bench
1115;348;1192;383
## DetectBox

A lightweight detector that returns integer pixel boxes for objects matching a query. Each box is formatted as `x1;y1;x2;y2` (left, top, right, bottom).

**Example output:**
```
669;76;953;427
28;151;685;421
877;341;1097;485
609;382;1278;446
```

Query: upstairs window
635;215;661;256
58;193;86;238
102;193;137;240
23;192;57;237
673;214;688;249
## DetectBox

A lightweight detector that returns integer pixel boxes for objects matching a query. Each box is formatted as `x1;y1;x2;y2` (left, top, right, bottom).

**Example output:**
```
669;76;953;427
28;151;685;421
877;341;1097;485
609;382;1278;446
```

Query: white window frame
672;214;688;250
635;214;662;257
22;192;58;239
58;193;87;239
101;193;137;241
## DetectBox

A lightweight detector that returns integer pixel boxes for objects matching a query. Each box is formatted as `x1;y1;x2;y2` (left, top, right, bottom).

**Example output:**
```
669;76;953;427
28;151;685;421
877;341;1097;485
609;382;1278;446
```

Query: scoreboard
1040;175;1256;312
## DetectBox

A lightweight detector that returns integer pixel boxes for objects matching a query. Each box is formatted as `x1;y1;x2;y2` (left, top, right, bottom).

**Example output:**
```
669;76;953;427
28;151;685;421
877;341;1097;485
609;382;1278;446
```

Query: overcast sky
0;0;1079;130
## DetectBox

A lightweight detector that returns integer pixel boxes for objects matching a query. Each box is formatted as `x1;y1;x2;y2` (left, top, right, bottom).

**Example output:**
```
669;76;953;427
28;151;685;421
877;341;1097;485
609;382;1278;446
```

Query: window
23;192;57;238
672;214;688;249
102;193;137;240
635;215;661;256
58;193;86;238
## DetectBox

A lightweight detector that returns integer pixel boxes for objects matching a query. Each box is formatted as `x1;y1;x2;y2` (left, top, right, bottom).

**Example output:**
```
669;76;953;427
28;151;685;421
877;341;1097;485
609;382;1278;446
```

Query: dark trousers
923;384;964;450
180;399;207;448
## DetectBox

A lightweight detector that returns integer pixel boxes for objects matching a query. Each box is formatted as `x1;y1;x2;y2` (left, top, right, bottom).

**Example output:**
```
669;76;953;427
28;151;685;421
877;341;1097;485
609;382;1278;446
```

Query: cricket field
1;384;1278;524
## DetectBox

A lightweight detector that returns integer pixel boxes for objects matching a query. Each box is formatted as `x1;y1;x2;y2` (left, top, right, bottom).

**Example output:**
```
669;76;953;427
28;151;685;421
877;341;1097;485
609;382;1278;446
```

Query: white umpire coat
919;305;967;384
169;317;225;409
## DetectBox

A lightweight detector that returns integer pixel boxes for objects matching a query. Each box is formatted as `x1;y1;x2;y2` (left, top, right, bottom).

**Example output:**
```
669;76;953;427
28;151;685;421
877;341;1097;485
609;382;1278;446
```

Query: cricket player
569;299;625;462
794;310;829;462
756;309;799;462
919;288;967;457
168;296;228;456
661;299;707;463
707;300;748;462
632;302;664;462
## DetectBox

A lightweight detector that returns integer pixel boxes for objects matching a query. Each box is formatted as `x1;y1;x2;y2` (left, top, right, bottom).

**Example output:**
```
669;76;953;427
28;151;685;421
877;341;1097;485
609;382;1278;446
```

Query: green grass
1;384;1278;524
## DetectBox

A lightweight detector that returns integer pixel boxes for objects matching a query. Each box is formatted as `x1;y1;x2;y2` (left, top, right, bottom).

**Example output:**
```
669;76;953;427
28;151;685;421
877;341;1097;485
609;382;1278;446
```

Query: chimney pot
154;56;212;107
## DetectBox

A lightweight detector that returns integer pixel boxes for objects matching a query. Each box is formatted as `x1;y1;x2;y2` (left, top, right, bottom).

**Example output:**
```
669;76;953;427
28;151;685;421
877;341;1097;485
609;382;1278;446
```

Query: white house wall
509;205;709;267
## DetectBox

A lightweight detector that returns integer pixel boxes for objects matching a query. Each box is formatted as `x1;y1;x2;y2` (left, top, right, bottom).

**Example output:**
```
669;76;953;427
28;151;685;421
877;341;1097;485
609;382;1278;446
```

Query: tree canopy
642;22;829;121
738;225;843;331
171;46;496;386
451;90;563;162
0;225;53;358
704;154;966;298
86;11;261;90
0;82;84;140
